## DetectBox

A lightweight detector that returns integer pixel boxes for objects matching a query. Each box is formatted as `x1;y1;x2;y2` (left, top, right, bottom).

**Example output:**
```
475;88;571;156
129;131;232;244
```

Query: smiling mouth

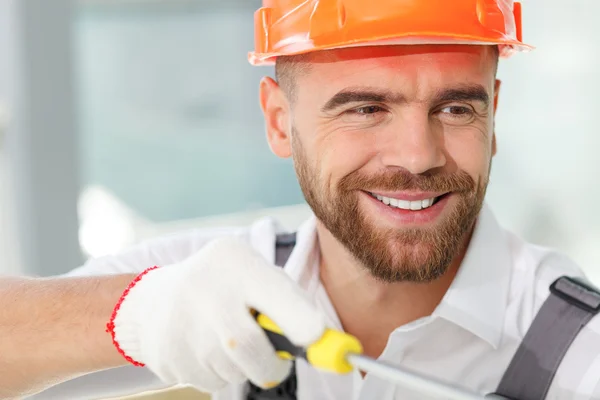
368;192;449;211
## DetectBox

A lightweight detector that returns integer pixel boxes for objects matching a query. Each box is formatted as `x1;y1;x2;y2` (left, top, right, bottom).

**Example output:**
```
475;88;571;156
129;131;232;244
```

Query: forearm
0;274;136;398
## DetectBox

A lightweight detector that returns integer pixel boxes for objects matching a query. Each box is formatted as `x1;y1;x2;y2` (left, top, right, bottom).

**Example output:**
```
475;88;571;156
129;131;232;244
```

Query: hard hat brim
248;35;534;66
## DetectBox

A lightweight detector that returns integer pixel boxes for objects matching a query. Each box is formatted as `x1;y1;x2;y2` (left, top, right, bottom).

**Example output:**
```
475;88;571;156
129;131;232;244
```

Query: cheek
316;130;379;187
444;129;493;178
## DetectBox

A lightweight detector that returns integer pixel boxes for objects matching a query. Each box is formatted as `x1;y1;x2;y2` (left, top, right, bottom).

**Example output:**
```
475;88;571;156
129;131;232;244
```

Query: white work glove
108;237;326;393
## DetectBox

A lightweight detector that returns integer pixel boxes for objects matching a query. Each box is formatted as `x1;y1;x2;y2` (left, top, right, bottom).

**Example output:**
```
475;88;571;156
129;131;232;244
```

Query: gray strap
245;233;298;400
275;232;297;267
495;276;600;400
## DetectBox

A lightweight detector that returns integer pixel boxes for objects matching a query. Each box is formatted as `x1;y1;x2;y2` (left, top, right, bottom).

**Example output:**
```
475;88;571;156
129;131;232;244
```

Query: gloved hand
107;236;326;392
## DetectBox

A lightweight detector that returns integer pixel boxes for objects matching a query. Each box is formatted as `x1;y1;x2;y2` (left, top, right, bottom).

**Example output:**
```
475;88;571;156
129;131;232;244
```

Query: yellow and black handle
255;313;363;374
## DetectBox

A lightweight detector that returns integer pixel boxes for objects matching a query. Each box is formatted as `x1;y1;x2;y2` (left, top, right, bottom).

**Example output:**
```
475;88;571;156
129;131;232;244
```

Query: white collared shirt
49;204;600;400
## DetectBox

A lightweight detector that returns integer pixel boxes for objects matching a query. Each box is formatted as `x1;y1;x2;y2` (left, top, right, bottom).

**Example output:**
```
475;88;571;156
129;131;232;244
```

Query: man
2;1;600;399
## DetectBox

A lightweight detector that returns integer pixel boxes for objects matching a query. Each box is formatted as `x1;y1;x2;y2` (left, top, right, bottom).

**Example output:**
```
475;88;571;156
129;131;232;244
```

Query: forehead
293;45;496;97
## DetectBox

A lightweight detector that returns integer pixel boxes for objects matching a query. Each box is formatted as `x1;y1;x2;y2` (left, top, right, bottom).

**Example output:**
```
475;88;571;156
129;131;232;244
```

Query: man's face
261;45;499;283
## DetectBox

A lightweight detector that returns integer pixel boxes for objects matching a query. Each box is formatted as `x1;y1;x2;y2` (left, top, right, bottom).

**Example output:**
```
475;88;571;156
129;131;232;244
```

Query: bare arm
0;274;137;399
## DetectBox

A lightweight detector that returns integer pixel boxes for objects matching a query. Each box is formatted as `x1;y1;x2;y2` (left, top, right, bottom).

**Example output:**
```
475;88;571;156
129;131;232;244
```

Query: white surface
77;184;312;258
26;367;163;400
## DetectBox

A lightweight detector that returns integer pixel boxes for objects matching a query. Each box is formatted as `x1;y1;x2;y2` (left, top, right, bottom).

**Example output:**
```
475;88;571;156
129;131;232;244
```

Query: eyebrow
320;89;404;112
434;85;490;109
320;84;490;113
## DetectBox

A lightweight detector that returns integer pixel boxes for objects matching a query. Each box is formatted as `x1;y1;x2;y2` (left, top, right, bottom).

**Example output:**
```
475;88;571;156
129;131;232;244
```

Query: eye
440;106;472;116
349;105;385;115
437;105;475;124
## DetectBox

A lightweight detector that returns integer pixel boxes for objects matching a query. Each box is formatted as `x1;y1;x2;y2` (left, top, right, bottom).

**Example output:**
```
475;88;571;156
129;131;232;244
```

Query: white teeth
398;200;410;209
372;193;438;211
410;201;422;210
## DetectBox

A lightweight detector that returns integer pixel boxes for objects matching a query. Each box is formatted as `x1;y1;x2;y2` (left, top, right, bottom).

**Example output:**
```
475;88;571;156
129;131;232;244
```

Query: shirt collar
281;202;511;349
433;203;511;349
280;215;320;288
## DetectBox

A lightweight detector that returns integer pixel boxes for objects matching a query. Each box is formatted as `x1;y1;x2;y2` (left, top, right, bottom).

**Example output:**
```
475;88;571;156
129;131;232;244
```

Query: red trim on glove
106;266;159;367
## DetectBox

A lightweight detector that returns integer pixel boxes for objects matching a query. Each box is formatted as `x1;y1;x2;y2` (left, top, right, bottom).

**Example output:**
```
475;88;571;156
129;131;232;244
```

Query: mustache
339;169;477;193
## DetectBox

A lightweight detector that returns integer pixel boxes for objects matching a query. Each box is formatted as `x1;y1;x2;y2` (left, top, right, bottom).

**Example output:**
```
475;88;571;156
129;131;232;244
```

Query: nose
378;112;446;174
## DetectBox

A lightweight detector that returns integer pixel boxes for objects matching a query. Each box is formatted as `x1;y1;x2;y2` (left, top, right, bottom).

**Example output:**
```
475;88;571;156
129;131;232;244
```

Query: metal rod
347;354;506;400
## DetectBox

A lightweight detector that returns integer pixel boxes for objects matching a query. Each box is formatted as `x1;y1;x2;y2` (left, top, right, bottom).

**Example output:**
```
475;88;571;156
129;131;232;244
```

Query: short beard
292;128;488;283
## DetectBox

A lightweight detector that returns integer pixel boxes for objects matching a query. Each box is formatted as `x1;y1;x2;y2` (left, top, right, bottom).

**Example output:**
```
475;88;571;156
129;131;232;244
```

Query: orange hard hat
248;0;534;66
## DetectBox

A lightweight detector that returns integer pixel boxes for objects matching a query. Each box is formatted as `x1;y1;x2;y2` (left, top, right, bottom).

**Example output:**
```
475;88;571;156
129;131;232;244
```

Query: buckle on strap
550;276;600;313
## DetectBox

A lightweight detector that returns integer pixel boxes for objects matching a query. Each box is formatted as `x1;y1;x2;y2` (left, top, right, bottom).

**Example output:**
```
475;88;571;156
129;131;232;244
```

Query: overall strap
246;232;298;400
494;276;600;400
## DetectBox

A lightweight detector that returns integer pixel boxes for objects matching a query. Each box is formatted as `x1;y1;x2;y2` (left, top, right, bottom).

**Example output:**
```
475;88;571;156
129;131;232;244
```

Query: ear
491;79;501;157
259;77;292;158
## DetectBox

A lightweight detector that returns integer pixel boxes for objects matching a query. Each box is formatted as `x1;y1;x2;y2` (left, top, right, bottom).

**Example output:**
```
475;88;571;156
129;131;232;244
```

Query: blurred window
75;0;304;224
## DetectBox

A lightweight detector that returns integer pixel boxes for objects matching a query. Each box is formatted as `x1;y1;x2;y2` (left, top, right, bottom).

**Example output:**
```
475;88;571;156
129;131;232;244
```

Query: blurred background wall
0;0;599;285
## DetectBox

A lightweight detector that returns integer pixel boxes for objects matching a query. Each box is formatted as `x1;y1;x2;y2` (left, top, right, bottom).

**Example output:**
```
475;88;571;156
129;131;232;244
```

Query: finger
210;355;247;385
198;236;327;347
215;308;293;389
244;266;326;347
176;361;228;394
